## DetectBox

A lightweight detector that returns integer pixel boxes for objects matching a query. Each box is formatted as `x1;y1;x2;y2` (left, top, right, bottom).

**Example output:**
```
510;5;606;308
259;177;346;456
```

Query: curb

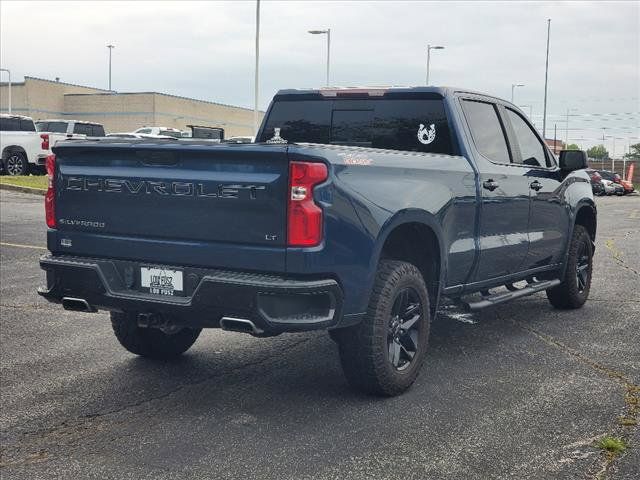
0;183;46;196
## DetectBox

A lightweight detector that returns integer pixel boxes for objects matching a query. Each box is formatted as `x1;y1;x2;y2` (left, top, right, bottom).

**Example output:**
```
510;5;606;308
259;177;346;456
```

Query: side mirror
559;149;588;172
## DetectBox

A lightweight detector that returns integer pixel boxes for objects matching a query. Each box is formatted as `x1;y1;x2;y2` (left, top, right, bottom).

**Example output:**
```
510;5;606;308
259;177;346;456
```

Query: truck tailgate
50;141;289;272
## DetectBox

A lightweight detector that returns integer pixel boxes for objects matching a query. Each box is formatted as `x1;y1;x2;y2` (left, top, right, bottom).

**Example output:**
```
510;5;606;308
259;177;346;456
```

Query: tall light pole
254;0;261;135
426;45;445;85
542;19;551;139
107;44;115;91
308;29;331;86
511;84;524;103
0;68;10;114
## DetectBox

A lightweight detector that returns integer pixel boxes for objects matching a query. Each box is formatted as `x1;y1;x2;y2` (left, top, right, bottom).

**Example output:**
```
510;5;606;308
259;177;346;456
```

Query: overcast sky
1;1;638;153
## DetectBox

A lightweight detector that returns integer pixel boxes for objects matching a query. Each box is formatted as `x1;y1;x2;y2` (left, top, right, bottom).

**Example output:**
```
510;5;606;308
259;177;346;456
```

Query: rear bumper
38;254;344;334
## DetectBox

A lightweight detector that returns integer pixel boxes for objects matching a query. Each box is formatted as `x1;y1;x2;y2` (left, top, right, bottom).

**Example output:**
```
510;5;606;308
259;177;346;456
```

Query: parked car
36;120;105;137
0;114;47;175
612;182;625;196
597;169;635;194
600;179;617;195
133;126;184;138
586;169;605;196
38;86;596;396
36;120;107;166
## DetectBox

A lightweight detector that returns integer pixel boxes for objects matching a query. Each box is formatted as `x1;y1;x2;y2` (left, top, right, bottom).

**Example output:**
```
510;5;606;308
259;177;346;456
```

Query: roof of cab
274;85;509;103
0;113;34;121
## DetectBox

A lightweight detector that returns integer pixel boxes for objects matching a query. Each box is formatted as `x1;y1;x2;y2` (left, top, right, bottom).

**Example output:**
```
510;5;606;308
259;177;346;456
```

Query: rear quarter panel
286;144;477;316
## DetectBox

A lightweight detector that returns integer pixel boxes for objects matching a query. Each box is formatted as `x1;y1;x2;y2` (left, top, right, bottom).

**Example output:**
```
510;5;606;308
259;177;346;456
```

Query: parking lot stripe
0;242;47;251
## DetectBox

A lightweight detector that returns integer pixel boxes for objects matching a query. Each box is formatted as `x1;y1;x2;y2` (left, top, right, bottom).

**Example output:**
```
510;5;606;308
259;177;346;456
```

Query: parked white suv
0;114;47;175
36;120;106;137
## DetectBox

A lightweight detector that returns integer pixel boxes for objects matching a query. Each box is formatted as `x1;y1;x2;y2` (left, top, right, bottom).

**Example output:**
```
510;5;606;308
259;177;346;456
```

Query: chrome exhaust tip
62;297;96;313
219;316;263;336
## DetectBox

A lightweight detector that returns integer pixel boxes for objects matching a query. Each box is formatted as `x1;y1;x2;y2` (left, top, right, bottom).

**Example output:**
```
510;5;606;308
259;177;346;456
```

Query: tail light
45;154;56;228
40;133;50;150
287;161;328;247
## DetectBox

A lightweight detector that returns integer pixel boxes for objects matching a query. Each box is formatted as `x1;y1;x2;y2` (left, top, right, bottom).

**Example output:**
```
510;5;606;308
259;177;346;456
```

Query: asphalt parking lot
0;189;638;480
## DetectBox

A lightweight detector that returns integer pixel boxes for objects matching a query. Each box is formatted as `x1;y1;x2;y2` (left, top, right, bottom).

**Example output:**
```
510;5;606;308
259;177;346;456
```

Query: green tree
623;142;640;160
587;144;609;160
566;143;580;150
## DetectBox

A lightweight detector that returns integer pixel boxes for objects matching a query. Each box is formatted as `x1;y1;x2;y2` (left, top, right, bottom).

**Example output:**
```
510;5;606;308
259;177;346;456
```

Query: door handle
530;181;543;191
483;179;499;191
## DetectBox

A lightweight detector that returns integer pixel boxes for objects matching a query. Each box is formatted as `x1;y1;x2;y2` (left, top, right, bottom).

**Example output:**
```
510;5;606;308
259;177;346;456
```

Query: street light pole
511;83;524;103
542;18;551;139
254;0;261;135
308;29;331;86
107;44;115;91
0;68;10;114
426;45;445;85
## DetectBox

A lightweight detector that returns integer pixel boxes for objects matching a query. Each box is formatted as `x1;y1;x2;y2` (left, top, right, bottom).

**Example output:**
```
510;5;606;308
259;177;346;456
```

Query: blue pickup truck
38;87;596;396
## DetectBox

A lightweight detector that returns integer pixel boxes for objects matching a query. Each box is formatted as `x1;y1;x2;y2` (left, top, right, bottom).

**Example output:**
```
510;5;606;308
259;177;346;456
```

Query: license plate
140;267;184;296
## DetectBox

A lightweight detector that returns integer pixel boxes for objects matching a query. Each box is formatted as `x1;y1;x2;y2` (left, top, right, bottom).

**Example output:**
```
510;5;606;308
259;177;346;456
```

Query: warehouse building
0;76;261;137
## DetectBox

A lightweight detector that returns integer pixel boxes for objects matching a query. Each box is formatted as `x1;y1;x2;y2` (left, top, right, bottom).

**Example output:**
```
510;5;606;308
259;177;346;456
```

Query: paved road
1;189;638;479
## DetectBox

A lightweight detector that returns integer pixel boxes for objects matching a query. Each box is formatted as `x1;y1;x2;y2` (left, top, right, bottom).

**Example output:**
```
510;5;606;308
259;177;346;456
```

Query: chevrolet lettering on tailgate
65;176;267;199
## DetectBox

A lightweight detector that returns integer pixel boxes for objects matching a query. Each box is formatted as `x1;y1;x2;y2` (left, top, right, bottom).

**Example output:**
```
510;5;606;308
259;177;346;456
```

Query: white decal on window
266;127;288;144
417;123;436;145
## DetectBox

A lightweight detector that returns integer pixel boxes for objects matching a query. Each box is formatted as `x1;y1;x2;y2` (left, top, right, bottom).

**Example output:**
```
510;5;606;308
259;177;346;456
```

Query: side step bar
463;279;561;311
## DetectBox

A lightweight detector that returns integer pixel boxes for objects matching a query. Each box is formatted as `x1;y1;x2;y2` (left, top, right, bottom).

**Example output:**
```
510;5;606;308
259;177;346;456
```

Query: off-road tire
111;311;201;359
546;225;593;309
336;260;430;396
4;151;29;176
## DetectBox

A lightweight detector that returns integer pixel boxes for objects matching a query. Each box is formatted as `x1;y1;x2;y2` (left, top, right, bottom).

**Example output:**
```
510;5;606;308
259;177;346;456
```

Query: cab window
461;100;511;164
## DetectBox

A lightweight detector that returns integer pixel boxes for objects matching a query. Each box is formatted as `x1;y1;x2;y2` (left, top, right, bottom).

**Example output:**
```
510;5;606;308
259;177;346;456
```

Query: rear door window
20;120;36;132
0;117;21;131
259;96;454;155
461;100;511;164
505;109;549;167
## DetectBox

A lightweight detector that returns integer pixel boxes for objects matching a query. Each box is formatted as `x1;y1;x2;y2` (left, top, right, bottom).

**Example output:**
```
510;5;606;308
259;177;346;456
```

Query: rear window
36;121;68;133
258;95;454;155
0;117;35;132
73;123;105;136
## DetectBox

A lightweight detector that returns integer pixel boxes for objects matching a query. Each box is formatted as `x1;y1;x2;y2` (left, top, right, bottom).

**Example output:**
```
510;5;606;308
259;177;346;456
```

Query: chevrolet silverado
38;87;596;396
